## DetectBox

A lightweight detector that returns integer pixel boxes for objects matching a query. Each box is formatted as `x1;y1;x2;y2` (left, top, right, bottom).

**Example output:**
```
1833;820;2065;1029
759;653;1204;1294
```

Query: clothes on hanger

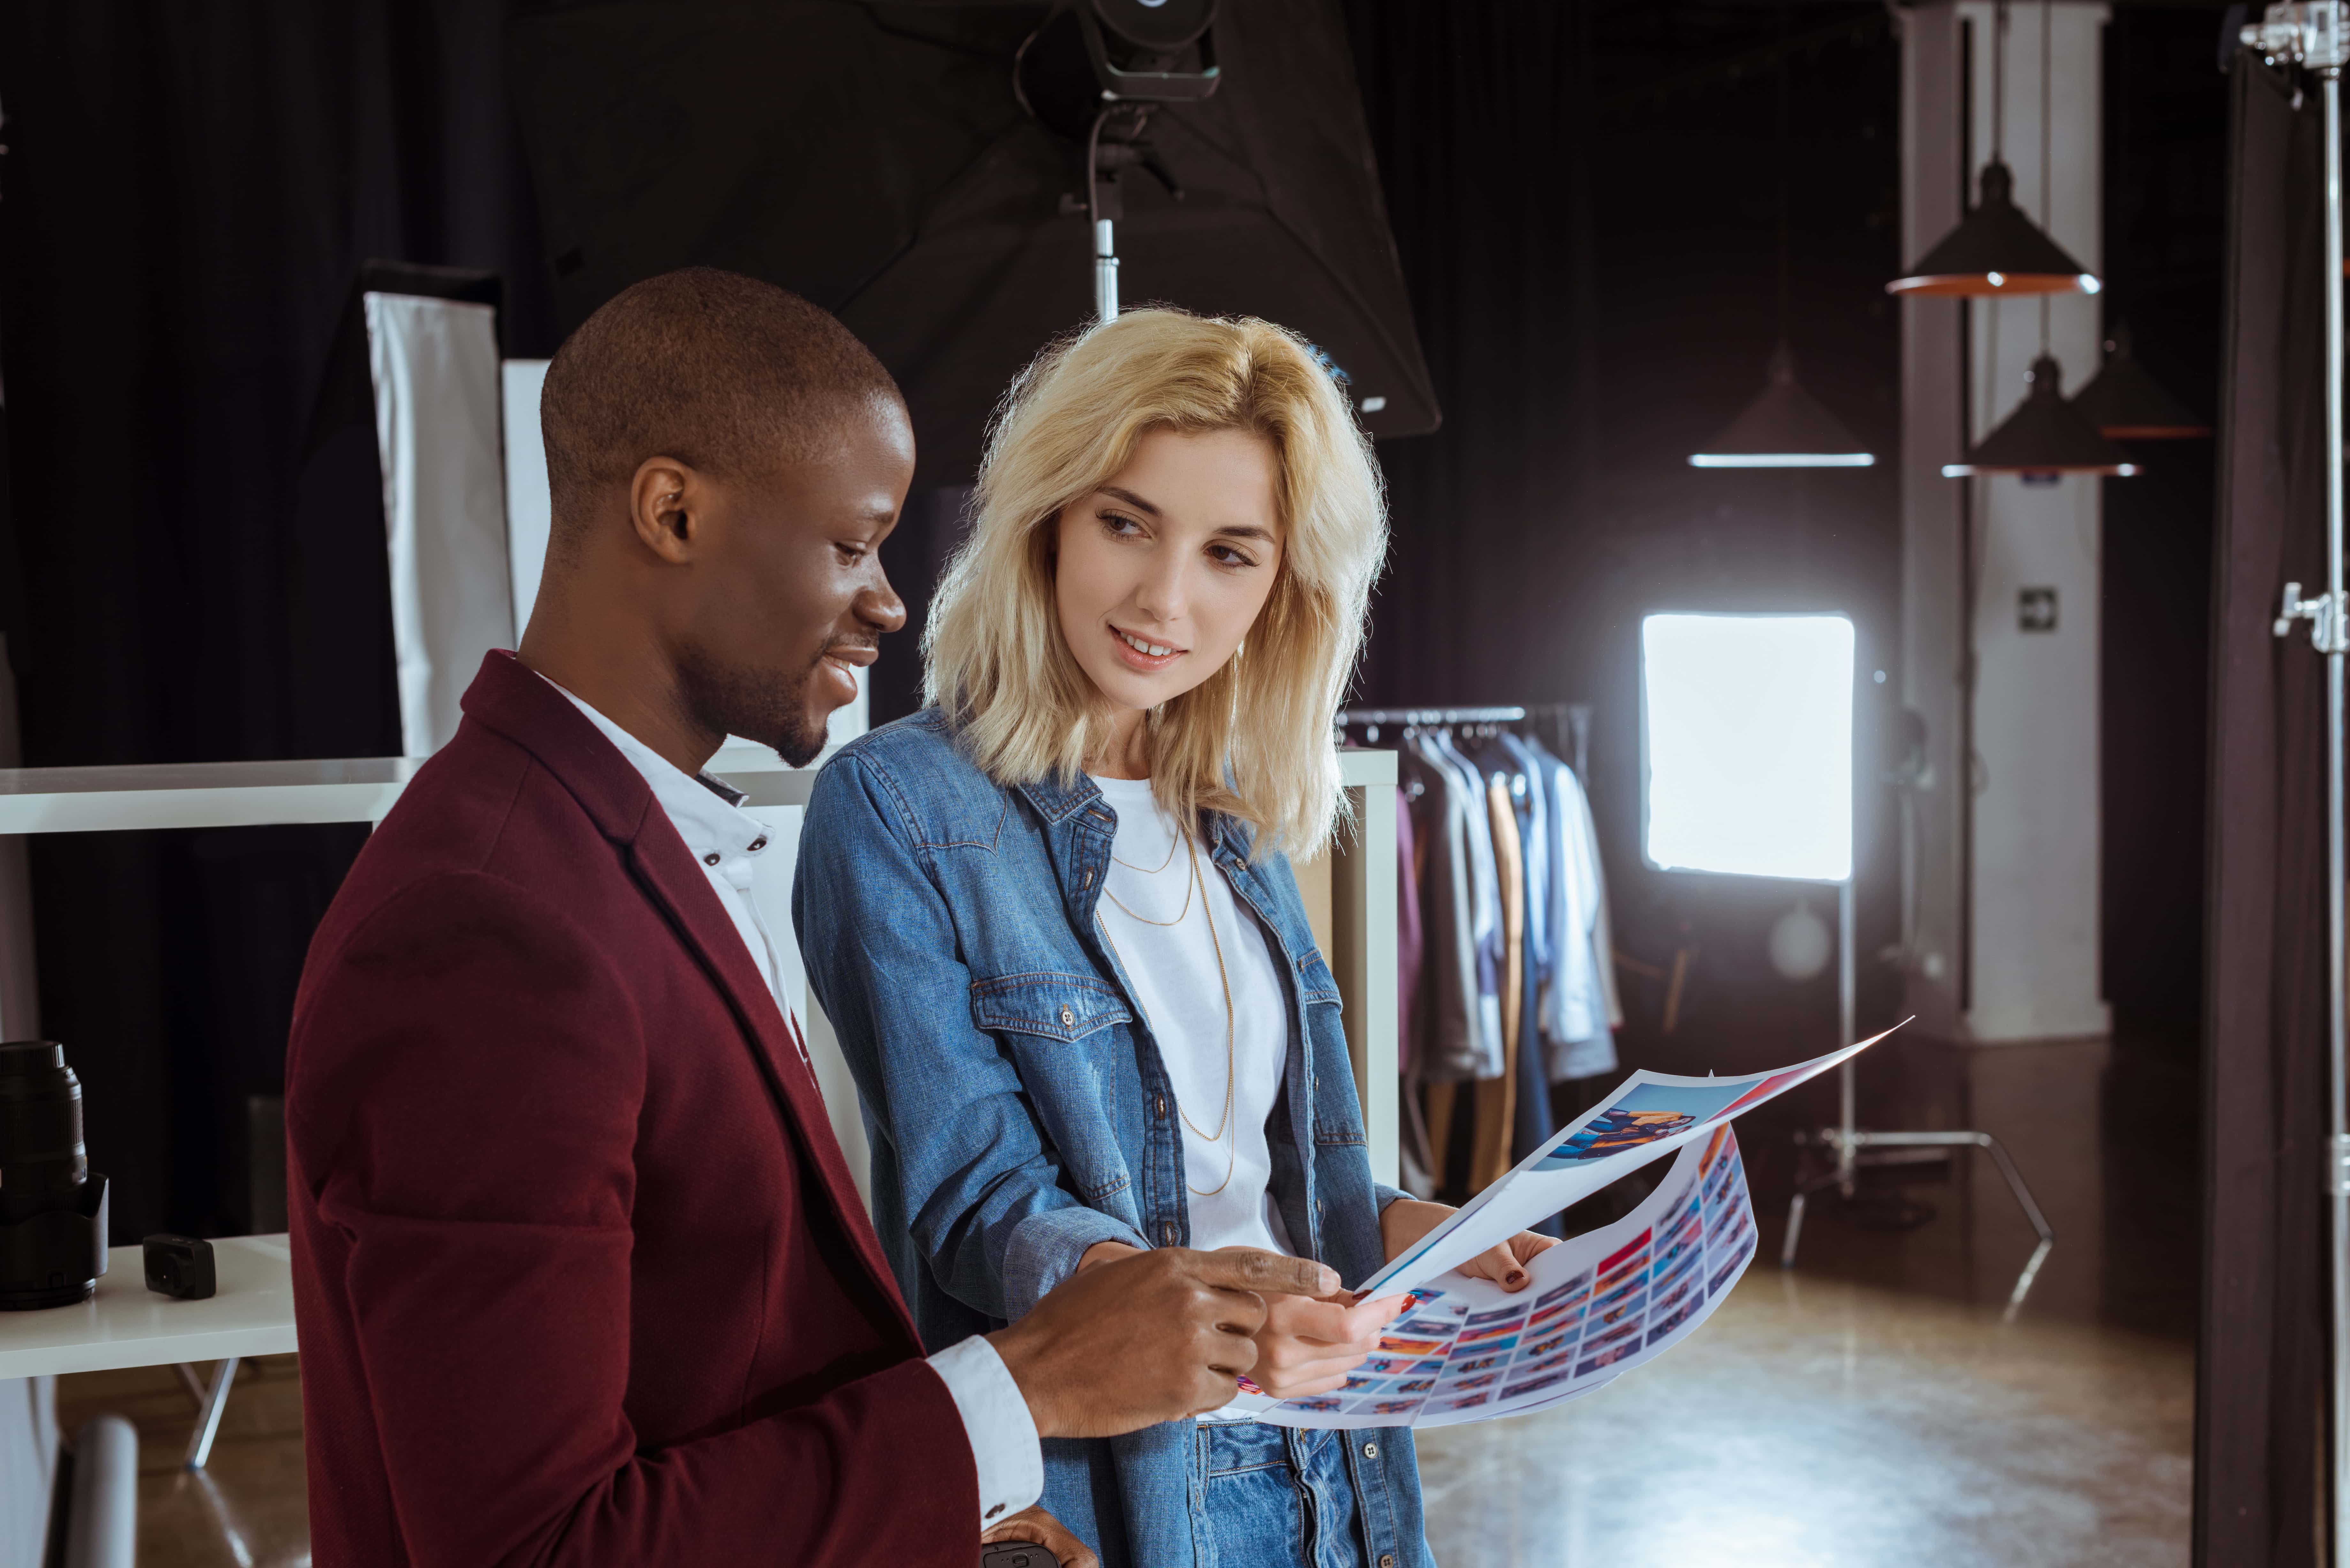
1359;707;1620;1207
1524;735;1621;1081
1467;772;1524;1192
1399;743;1498;1083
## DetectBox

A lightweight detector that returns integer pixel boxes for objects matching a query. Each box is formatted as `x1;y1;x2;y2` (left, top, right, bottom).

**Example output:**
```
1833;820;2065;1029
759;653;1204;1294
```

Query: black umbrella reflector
507;1;1438;487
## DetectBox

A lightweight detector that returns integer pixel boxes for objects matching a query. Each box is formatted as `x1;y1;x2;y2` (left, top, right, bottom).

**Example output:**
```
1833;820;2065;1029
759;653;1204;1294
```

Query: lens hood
0;1041;110;1310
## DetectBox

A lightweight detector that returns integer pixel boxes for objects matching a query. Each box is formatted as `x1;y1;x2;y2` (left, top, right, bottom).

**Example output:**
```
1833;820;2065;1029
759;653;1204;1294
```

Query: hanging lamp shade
1688;345;1875;468
1888;161;2101;298
1941;353;2141;478
2067;324;2211;439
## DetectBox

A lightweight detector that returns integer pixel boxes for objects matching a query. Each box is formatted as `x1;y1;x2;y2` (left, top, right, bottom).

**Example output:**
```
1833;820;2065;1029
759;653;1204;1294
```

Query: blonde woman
796;309;1552;1567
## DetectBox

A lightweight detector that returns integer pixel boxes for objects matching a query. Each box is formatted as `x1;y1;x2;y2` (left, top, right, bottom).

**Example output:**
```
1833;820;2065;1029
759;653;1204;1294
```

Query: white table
0;1235;295;1466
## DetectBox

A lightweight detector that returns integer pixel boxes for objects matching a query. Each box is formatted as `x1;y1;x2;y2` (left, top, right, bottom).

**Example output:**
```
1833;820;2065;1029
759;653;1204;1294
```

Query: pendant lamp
1941;353;2139;478
1690;346;1875;467
1940;3;2134;482
1687;38;1874;470
1887;0;2100;299
2067;323;2211;439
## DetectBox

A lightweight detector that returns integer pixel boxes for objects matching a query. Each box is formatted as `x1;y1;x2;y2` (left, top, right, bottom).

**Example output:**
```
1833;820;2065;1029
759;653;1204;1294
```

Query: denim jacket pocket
968;971;1133;1042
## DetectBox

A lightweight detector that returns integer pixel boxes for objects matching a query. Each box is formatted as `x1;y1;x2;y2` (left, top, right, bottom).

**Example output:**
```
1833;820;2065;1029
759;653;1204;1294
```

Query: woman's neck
1092;705;1151;780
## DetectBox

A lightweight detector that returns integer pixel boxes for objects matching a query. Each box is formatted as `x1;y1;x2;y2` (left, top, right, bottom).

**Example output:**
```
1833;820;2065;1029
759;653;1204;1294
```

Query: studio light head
0;1040;110;1310
1017;0;1221;135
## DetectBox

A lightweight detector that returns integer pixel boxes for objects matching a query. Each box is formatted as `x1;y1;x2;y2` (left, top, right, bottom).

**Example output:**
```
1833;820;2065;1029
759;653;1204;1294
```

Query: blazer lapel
625;823;917;1338
458;651;914;1338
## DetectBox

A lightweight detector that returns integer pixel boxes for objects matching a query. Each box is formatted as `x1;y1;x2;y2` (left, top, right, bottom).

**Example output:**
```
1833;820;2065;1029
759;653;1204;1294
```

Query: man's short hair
539;267;900;553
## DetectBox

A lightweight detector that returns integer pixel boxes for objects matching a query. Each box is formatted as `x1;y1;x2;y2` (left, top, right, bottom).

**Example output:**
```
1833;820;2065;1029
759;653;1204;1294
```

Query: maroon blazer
286;651;976;1566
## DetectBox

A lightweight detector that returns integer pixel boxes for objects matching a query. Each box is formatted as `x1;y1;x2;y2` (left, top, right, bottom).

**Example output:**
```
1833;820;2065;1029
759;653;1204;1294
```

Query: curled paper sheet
1225;1023;1903;1430
1231;1127;1753;1430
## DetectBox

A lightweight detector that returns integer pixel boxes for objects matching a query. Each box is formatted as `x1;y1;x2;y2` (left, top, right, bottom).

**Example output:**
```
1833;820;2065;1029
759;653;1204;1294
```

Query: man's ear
628;457;701;565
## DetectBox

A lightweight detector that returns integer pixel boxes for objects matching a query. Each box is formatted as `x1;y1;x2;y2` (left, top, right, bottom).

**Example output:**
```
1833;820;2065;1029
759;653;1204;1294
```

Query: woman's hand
1378;1197;1559;1292
1076;1240;1406;1400
1240;1286;1409;1399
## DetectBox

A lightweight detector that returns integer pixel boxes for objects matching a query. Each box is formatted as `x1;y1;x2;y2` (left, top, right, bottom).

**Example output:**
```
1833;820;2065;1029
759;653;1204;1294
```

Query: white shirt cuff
926;1335;1045;1528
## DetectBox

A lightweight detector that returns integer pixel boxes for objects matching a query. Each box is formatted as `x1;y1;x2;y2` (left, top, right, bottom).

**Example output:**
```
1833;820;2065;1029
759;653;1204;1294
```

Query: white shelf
0;755;817;834
0;1235;295;1378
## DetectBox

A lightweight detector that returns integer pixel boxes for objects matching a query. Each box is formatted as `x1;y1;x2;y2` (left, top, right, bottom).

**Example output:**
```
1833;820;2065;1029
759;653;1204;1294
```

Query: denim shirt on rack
793;709;1431;1568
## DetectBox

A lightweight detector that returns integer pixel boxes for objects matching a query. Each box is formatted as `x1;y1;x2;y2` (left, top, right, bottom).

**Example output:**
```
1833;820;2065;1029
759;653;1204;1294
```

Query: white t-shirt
1089;776;1296;1256
1090;777;1295;1421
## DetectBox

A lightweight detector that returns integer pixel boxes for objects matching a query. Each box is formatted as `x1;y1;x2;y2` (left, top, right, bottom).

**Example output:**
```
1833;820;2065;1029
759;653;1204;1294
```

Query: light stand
2245;7;2349;1564
1634;613;2048;1296
1776;868;2056;1319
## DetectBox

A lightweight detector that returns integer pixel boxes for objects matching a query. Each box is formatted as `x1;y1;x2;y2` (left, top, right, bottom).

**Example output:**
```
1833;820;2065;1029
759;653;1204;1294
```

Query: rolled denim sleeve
1003;1205;1149;1318
1374;1184;1411;1215
796;754;1146;1325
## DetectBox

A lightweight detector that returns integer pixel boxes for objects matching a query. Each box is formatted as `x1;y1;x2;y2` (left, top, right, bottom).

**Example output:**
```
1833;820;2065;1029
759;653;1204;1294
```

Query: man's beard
675;647;832;769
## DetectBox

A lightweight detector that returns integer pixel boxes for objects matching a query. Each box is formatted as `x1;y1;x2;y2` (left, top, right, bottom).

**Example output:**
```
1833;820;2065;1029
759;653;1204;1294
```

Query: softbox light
505;0;1439;486
1641;613;1855;884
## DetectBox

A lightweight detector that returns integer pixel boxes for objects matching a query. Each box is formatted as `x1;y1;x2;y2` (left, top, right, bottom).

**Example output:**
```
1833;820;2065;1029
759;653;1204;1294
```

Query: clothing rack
1338;703;1592;780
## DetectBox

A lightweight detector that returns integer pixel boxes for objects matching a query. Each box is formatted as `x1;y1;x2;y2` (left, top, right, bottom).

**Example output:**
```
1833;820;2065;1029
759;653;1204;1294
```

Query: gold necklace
1109;818;1183;875
1102;832;1196;927
1094;841;1239;1195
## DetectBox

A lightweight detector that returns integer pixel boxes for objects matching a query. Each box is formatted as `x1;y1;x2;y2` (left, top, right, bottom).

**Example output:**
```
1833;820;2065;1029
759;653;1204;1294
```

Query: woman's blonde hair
922;307;1387;859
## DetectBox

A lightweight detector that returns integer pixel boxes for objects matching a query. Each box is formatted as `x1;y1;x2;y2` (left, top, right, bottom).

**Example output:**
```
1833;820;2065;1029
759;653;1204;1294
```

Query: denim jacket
794;710;1431;1568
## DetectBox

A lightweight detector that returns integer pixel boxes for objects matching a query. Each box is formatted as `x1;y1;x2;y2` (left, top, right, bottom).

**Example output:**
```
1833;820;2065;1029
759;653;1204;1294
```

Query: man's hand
987;1246;1338;1438
1379;1197;1558;1292
981;1503;1098;1568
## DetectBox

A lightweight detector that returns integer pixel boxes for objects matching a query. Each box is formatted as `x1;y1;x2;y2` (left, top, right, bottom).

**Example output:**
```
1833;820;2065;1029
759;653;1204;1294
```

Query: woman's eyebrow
1216;524;1278;543
1097;485;1162;518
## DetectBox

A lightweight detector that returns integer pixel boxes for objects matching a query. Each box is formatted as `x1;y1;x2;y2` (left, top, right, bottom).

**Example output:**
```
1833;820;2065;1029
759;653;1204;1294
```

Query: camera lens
0;1040;109;1309
0;1042;88;1222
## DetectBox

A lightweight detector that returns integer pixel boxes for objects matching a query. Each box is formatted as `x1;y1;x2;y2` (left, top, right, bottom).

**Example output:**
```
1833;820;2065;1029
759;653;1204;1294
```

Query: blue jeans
1196;1422;1372;1568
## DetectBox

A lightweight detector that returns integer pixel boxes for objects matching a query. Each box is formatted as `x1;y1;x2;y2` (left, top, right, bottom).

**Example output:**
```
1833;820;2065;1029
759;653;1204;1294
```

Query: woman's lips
1111;624;1186;673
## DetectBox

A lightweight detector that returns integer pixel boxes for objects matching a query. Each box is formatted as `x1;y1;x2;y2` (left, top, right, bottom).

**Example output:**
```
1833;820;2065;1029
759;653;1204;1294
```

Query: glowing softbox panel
1641;613;1854;882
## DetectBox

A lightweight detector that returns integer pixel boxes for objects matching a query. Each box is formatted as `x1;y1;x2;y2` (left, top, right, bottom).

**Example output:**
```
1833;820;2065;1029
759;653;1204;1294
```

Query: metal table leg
181;1357;240;1470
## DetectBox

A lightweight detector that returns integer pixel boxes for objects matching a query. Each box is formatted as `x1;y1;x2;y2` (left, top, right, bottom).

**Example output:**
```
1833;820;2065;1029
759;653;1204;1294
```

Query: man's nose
858;562;907;635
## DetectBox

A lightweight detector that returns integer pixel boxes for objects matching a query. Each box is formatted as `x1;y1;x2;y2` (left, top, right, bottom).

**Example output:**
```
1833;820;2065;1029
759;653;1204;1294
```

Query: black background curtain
0;3;557;1239
2197;52;2331;1568
1333;0;1594;711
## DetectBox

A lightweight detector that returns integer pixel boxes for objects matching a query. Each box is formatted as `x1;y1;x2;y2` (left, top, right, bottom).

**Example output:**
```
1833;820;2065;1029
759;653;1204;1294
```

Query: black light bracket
1017;1;1220;322
1077;3;1220;103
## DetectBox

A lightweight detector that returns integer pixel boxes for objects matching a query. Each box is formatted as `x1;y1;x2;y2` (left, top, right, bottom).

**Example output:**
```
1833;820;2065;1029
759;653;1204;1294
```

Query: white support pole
1331;770;1400;1191
1094;219;1120;323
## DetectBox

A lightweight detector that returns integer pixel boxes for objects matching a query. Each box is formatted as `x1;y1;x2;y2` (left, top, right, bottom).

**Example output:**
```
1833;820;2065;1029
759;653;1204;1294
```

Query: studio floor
52;1037;2195;1568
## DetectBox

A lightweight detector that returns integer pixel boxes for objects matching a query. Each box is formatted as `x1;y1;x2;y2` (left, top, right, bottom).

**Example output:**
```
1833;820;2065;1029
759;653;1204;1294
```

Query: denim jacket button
1379;1555;1395;1567
1161;1222;1178;1246
1060;1005;1075;1028
1156;1095;1167;1119
1363;1441;1379;1459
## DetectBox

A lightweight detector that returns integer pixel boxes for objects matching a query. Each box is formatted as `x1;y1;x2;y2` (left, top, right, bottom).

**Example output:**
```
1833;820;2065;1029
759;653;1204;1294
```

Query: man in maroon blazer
285;268;1335;1567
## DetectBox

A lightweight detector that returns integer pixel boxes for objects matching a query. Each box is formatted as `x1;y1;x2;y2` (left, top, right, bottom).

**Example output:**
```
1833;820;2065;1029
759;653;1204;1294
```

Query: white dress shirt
547;680;1044;1528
